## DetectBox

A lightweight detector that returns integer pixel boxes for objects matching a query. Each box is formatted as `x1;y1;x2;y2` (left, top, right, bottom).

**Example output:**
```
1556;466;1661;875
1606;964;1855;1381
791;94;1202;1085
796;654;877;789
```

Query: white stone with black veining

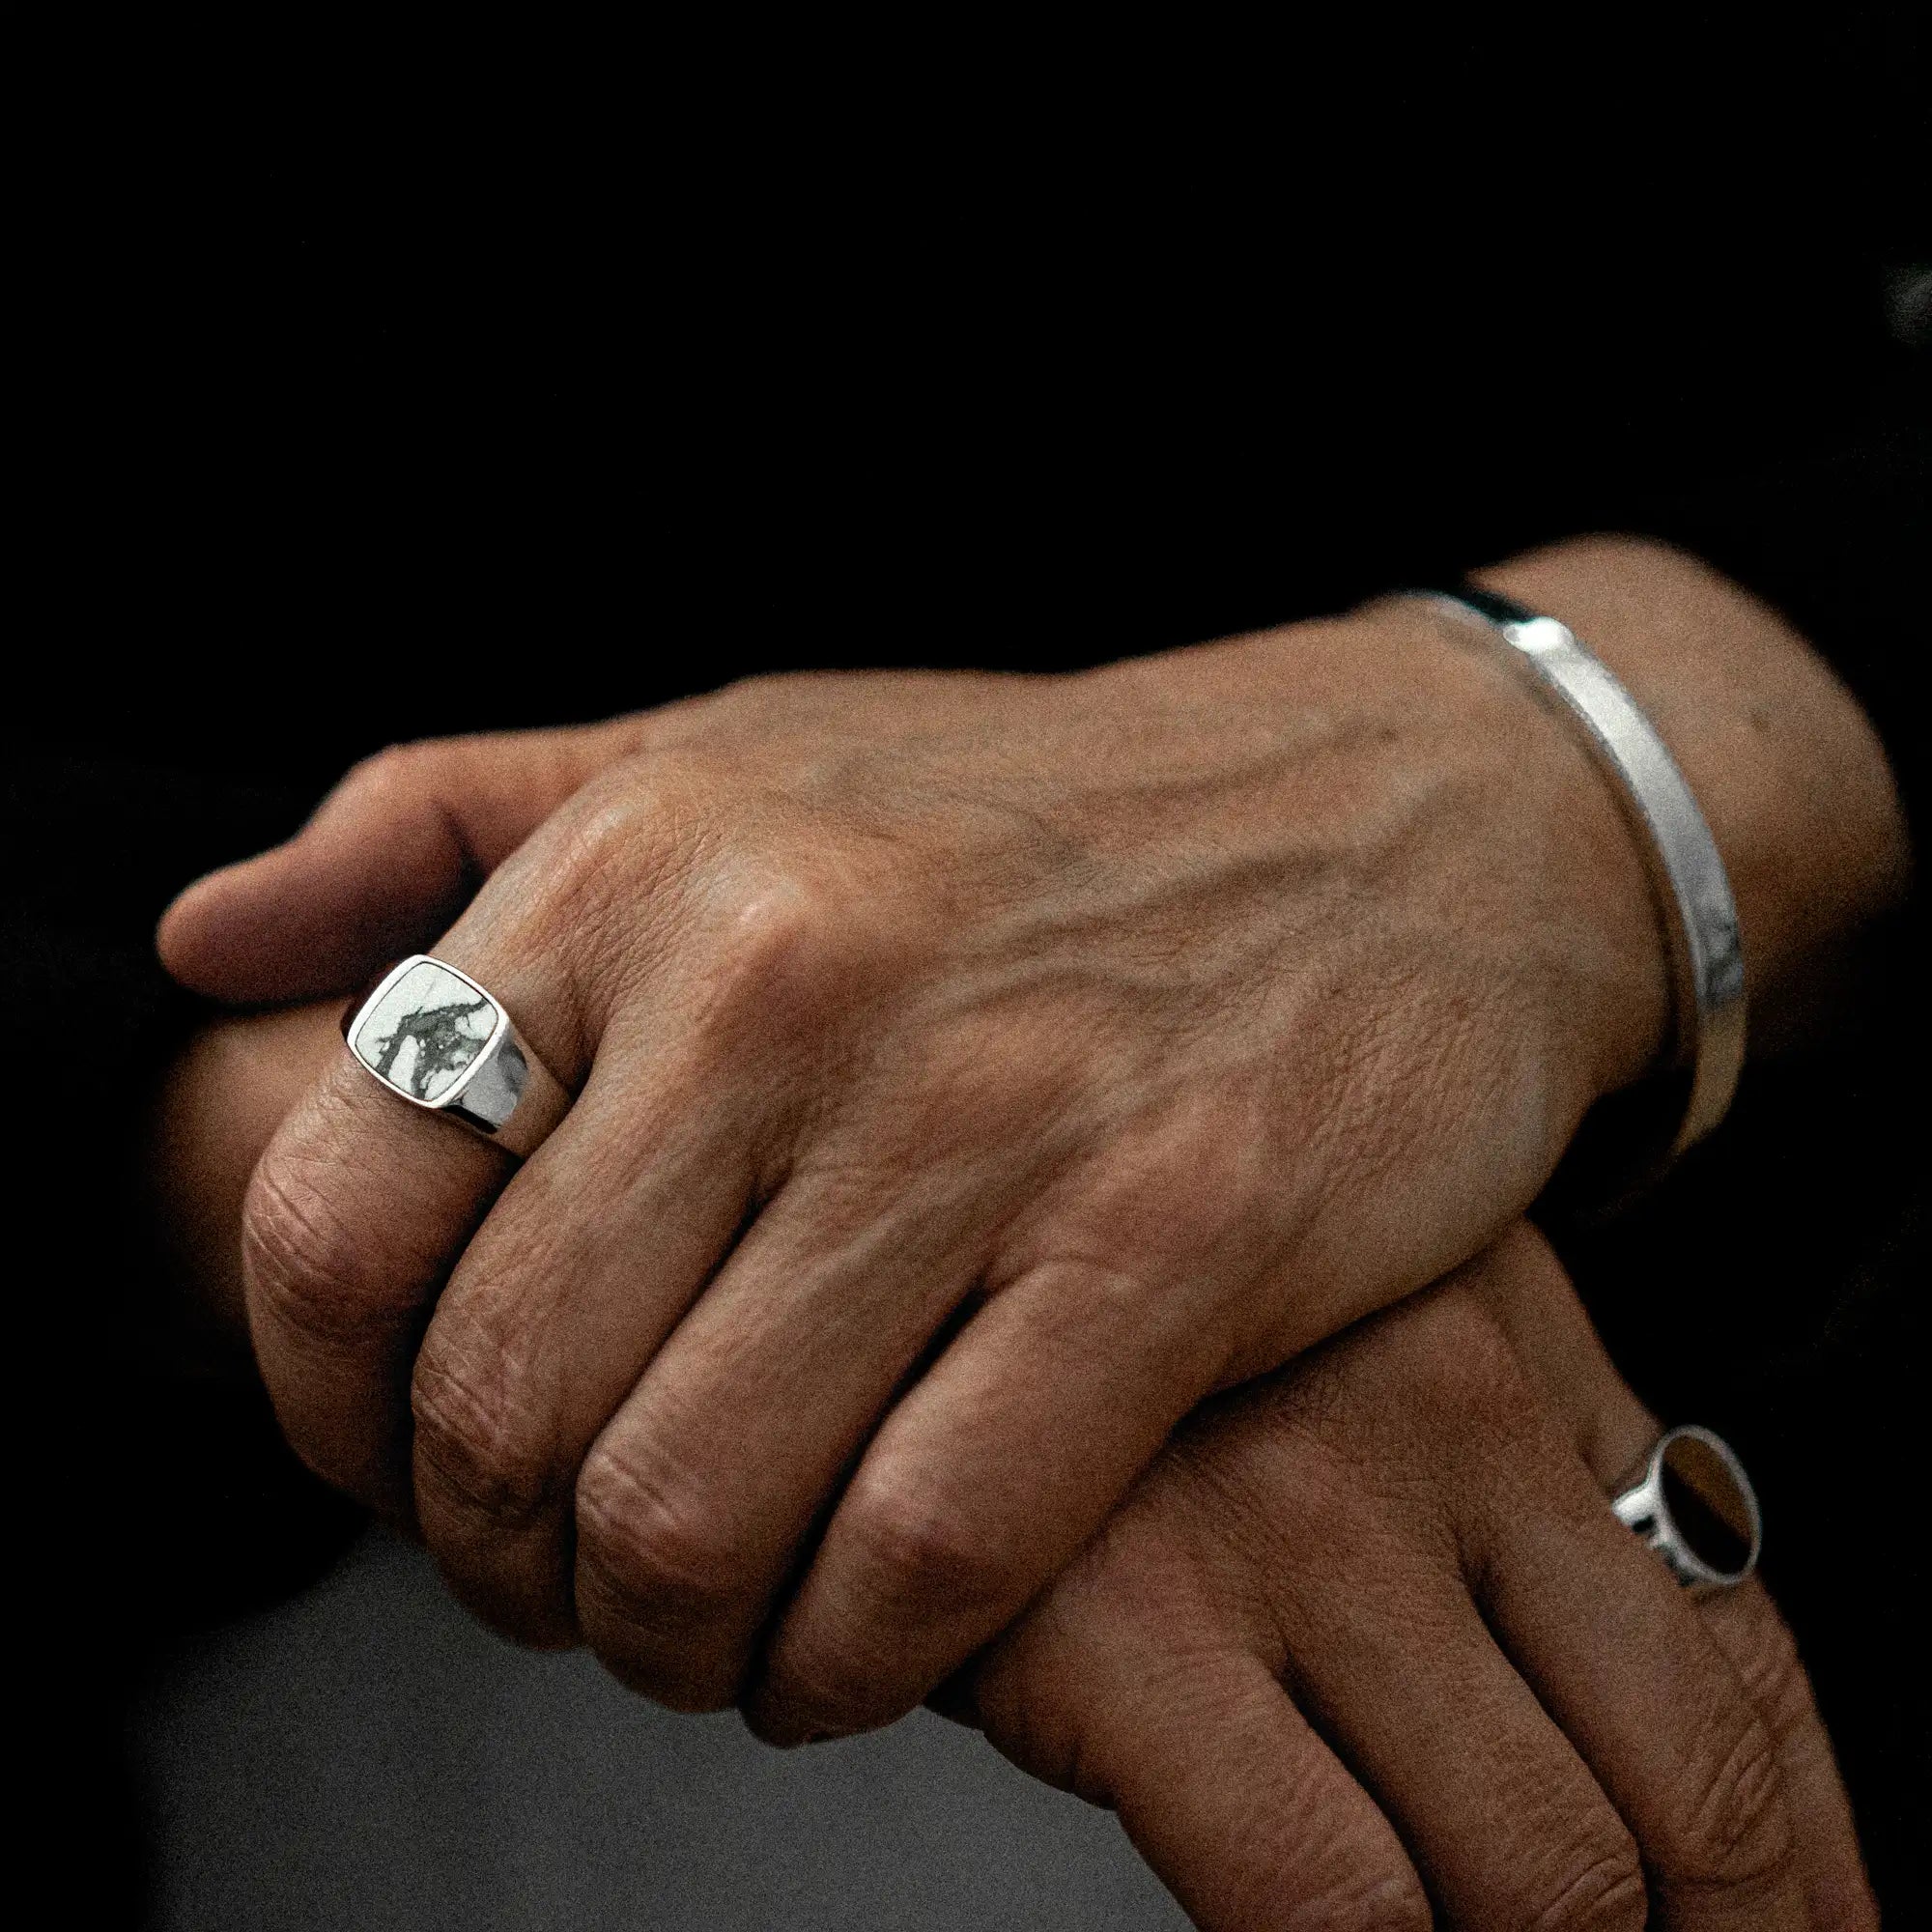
353;961;498;1101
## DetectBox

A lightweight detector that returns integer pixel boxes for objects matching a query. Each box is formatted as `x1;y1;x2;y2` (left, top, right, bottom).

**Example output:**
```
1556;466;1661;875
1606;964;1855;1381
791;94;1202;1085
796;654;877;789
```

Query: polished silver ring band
342;954;571;1158
1420;589;1747;1161
1610;1425;1762;1594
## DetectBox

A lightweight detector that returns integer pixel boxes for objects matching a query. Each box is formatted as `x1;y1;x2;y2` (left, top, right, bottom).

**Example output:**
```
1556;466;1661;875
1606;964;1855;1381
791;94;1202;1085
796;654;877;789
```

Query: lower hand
959;1225;1875;1931
146;999;344;1350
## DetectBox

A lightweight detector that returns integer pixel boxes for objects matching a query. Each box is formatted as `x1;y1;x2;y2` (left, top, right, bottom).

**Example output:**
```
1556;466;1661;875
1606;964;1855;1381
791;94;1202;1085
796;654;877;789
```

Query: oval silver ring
1610;1424;1762;1594
340;954;571;1158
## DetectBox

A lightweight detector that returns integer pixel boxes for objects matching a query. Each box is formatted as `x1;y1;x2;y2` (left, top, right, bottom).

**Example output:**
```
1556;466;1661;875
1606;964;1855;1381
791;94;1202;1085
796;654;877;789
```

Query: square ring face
348;958;503;1105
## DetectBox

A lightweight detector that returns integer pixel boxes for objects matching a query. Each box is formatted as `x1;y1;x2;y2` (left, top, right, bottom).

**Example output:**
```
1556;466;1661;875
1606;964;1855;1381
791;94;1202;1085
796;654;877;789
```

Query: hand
958;1226;1876;1931
156;538;1905;1740
145;999;345;1350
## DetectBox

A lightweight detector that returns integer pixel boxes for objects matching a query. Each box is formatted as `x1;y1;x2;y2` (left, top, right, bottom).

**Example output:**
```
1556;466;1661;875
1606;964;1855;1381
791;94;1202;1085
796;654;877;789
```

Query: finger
1204;1296;1658;1928
1035;1653;1430;1932
1696;1584;1879;1929
968;1561;1429;1932
745;1253;1231;1745
412;843;912;1651
1272;1542;1653;1928
240;854;593;1516
242;1055;511;1518
568;1154;1013;1711
407;1012;768;1645
1460;1232;1873;1923
158;721;639;1001
1469;1445;1809;1929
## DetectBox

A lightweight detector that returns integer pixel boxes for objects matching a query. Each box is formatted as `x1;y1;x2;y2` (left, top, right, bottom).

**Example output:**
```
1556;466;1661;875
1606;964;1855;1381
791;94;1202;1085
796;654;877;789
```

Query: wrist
1471;535;1912;1069
1177;599;1678;1115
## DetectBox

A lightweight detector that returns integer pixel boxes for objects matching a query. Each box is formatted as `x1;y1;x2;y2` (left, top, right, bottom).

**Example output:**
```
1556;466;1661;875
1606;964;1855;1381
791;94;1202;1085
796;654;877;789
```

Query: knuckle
1719;1597;1814;1738
536;789;664;929
765;1479;1008;1728
711;670;793;717
1293;1875;1432;1932
521;759;709;937
1665;1705;1795;1887
1406;1289;1521;1399
837;1472;1003;1628
1025;1094;1285;1292
1270;1286;1532;1482
703;869;878;1025
574;1450;747;1664
1212;1431;1366;1571
410;1328;552;1525
336;740;435;806
562;775;668;877
715;869;842;976
241;1152;395;1347
1379;1289;1535;1454
1521;1829;1648;1932
1163;1382;1370;1569
964;1541;1152;1790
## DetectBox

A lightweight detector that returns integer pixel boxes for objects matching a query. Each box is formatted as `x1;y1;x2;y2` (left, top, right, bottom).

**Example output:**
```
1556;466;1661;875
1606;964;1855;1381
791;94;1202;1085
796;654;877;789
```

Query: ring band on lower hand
1610;1425;1762;1594
341;953;571;1158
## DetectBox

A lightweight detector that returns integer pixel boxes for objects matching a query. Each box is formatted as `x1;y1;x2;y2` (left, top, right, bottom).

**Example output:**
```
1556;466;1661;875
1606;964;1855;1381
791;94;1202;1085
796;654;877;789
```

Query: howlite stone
351;960;498;1101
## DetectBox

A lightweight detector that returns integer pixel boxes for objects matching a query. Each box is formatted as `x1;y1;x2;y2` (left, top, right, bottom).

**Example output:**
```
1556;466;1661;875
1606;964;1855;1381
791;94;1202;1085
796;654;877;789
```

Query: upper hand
161;592;1668;1738
156;537;1905;1741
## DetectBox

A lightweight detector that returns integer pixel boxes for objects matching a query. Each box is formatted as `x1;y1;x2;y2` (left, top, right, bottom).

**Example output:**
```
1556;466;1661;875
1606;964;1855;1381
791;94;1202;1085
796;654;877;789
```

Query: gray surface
133;1527;1187;1931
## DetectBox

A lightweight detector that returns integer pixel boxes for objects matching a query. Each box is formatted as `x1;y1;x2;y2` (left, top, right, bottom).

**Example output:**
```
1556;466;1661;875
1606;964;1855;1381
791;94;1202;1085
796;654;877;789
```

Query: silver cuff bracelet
1421;586;1747;1170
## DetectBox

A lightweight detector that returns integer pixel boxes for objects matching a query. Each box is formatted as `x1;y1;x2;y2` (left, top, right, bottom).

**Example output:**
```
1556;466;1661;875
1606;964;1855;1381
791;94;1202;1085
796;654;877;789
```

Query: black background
27;22;1925;783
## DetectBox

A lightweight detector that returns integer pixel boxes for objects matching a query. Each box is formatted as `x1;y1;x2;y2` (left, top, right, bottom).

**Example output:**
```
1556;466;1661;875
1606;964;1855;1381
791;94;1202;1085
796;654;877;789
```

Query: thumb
157;718;643;1002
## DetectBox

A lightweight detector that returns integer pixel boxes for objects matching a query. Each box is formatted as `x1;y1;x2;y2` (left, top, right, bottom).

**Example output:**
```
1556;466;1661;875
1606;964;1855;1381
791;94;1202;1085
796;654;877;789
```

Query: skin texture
156;536;1908;1744
149;1019;1877;1927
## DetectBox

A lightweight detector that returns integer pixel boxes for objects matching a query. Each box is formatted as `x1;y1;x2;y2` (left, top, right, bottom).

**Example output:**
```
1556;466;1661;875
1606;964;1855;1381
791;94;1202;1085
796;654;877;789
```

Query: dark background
29;23;1926;782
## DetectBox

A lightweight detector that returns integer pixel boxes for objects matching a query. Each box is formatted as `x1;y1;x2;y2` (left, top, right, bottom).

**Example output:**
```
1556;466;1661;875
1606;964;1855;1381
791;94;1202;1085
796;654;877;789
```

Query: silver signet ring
341;954;571;1158
1610;1425;1762;1594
